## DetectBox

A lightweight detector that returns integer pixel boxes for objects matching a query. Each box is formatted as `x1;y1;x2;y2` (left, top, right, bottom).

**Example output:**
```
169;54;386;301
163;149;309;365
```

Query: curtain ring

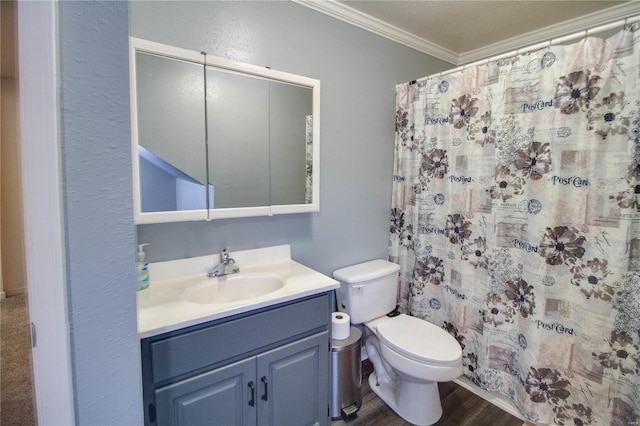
547;39;552;50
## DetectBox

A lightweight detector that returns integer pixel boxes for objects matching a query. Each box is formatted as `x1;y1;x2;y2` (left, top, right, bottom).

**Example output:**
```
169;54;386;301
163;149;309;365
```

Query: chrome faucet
207;248;240;277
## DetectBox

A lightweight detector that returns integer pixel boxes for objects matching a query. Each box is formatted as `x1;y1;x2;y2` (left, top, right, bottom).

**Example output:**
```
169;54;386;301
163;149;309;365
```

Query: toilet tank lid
333;259;400;283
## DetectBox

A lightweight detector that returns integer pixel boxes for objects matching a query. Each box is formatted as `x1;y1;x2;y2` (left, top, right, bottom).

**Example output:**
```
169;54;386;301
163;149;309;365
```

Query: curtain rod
414;14;640;84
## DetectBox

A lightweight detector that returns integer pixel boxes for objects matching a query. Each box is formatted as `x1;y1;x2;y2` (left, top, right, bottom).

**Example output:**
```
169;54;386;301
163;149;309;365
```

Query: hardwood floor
332;361;523;426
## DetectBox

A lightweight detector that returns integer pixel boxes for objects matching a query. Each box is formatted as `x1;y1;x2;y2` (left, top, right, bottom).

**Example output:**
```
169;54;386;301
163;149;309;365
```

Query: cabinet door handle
248;381;255;407
261;376;268;401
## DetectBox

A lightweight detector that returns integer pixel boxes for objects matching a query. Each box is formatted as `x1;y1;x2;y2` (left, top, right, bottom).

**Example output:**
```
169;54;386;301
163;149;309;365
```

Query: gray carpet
1;294;36;425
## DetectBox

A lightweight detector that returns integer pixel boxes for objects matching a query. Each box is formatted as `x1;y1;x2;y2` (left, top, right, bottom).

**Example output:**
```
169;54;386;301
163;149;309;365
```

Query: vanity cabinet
141;293;331;426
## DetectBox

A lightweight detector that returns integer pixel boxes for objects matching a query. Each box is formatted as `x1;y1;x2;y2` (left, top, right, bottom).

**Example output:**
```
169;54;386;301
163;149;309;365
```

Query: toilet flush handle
351;285;365;291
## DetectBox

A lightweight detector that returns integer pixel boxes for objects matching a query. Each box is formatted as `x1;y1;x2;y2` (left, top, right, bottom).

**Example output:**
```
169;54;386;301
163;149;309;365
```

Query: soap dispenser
137;243;150;291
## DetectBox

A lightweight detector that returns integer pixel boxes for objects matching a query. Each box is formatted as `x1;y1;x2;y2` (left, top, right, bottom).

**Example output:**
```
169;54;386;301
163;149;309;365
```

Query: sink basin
138;245;342;338
180;273;285;304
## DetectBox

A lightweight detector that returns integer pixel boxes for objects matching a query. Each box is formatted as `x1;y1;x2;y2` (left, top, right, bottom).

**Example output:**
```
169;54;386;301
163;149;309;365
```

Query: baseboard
453;376;533;423
4;287;27;298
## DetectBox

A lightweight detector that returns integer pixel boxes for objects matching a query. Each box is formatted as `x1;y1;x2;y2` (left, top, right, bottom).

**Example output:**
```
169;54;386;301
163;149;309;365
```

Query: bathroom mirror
130;37;320;224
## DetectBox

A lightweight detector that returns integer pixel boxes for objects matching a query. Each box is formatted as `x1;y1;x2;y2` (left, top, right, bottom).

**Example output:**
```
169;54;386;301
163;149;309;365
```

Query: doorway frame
17;1;75;423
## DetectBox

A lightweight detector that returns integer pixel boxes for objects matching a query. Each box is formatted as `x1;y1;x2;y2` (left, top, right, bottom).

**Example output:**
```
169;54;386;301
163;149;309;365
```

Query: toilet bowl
364;314;462;425
334;260;462;426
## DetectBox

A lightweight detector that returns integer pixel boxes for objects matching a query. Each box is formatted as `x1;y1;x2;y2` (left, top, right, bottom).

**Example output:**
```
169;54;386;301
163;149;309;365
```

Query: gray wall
133;1;452;275
57;0;451;422
58;2;142;424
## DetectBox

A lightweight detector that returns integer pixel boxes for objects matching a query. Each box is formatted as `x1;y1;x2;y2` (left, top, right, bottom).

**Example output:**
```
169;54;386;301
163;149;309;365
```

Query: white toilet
334;259;462;426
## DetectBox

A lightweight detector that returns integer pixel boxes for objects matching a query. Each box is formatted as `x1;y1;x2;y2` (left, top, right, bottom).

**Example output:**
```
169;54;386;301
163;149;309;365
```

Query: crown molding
291;0;458;64
458;2;640;64
292;0;639;66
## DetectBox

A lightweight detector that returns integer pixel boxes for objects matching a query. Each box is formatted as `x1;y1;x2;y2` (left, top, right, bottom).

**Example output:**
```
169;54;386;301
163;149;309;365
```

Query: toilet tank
333;260;401;324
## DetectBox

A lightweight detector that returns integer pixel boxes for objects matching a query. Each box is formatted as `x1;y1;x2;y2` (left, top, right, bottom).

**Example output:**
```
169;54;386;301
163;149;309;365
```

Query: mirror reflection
206;67;270;208
131;38;319;223
136;52;208;213
268;81;313;206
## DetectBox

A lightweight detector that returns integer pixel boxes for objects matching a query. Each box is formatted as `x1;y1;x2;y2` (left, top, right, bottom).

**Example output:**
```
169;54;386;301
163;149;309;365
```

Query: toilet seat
375;314;462;366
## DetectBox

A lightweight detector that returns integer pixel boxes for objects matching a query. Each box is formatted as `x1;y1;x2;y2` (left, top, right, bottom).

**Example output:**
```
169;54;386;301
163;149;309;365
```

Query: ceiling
3;1;638;79
297;0;638;64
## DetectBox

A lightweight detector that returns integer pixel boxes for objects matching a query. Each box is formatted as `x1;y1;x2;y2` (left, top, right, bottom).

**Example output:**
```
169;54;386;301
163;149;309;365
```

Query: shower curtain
389;25;639;425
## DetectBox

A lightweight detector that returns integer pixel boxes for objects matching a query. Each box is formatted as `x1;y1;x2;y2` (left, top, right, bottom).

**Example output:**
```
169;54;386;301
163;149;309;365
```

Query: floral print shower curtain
389;25;639;425
305;115;313;204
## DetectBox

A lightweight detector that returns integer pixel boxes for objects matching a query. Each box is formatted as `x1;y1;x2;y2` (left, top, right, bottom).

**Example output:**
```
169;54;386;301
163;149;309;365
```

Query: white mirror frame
129;37;320;224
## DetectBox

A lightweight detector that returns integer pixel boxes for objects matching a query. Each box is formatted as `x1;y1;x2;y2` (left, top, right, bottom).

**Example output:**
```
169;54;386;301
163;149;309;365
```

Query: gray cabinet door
257;332;329;426
155;357;256;426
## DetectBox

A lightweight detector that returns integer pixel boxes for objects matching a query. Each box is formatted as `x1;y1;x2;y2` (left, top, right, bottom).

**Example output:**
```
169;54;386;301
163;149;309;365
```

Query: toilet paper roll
331;312;350;340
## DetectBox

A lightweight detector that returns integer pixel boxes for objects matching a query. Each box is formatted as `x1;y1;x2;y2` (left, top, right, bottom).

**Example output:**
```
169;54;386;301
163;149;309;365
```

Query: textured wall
58;2;142;424
133;1;453;275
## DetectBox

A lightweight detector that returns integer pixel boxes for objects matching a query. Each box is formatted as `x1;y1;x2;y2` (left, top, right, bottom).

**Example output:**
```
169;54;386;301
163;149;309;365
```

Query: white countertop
137;245;339;338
